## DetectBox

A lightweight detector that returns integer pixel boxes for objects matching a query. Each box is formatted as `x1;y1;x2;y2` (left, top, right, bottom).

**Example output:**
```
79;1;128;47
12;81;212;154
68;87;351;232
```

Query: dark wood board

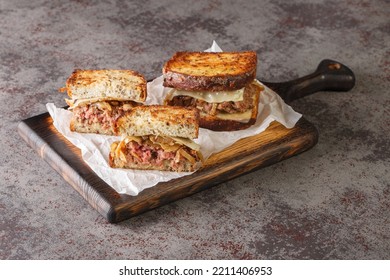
18;112;318;223
17;59;355;223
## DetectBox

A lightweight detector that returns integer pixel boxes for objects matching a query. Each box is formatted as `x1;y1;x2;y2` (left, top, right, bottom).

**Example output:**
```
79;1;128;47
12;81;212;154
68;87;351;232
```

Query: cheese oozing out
166;88;245;103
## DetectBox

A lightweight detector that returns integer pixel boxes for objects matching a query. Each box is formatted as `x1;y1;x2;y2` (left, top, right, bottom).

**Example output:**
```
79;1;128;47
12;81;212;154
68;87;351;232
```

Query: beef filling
72;101;134;129
124;140;199;172
167;87;254;116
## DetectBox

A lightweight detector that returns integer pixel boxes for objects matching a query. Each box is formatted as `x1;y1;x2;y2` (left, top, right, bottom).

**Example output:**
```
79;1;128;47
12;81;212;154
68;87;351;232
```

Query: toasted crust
116;105;199;138
163;51;257;91
109;157;199;172
63;69;147;102
70;118;116;135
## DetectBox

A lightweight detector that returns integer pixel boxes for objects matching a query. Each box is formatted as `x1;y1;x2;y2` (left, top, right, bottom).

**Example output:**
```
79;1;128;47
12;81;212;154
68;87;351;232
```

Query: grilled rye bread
109;106;202;172
62;69;147;103
61;69;148;135
163;51;257;91
162;51;262;131
116;105;199;139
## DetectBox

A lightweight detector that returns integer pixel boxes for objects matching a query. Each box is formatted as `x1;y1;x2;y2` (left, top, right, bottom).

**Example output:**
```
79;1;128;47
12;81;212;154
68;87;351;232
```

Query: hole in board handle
328;63;341;70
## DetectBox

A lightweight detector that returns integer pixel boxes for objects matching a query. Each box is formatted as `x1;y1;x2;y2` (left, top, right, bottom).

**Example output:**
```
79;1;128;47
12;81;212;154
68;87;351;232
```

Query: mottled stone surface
1;0;389;259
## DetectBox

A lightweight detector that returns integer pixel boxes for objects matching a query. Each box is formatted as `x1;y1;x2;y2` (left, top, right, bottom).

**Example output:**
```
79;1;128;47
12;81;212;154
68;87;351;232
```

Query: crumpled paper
46;41;302;195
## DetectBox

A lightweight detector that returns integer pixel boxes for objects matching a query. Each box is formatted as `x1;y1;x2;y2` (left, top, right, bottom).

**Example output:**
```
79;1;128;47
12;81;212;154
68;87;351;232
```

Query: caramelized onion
94;101;112;111
115;140;127;158
124;136;143;145
196;151;204;163
122;103;134;111
159;143;181;152
178;148;196;164
119;150;127;163
149;135;175;146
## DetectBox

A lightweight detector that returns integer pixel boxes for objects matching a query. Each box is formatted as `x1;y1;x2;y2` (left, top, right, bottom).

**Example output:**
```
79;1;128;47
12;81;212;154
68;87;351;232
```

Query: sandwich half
60;69;147;135
109;105;203;172
163;51;264;131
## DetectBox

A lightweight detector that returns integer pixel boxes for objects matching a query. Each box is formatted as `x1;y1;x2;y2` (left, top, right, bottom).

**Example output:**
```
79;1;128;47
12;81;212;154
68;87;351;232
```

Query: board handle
261;59;355;103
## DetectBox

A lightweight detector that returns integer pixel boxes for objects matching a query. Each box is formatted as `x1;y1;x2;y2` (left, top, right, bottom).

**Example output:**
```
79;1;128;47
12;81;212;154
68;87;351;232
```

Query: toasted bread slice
62;69;147;102
163;51;257;91
116;105;199;138
70;119;115;135
109;136;203;172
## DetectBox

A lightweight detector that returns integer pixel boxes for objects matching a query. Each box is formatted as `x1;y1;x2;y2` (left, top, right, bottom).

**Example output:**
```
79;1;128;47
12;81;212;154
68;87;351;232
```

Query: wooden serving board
18;59;355;223
18;113;318;223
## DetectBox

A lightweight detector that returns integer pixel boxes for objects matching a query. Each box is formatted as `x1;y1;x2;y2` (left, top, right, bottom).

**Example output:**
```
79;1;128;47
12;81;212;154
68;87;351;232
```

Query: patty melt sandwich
60;69;147;135
163;51;264;131
109;105;203;172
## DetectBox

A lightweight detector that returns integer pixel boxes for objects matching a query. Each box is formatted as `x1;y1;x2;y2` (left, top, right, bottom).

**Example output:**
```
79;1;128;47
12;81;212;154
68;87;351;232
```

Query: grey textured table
1;0;389;259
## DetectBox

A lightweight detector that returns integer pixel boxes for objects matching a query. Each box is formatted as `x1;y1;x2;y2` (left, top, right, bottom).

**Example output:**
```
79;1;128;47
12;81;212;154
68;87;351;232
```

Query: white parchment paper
46;41;302;195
